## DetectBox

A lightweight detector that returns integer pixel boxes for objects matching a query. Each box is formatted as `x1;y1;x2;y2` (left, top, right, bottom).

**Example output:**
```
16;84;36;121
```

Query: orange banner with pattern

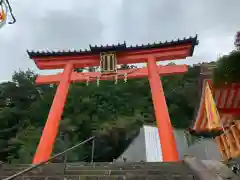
204;82;221;129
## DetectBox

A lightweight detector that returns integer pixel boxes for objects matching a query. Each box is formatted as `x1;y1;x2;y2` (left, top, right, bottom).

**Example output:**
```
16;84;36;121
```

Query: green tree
0;64;199;163
213;51;240;86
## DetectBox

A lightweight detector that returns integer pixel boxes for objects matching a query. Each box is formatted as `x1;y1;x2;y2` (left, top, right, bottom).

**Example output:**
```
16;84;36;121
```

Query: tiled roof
27;35;198;58
89;42;127;52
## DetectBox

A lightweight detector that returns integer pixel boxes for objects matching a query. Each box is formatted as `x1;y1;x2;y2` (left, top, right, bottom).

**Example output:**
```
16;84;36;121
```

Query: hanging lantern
115;74;118;84
96;76;100;86
86;77;90;86
124;73;128;83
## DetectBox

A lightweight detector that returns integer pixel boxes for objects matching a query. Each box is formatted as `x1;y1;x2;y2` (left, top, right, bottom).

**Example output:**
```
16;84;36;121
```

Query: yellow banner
204;82;221;129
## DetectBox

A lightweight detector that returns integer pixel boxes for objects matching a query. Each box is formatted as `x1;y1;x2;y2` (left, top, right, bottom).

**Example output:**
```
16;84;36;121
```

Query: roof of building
190;63;217;127
27;35;198;58
191;79;240;133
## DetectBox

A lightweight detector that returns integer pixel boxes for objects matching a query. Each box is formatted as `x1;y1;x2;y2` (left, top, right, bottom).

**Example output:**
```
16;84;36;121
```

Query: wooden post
226;129;239;158
231;124;240;151
147;56;179;162
215;136;227;160
32;63;73;164
220;134;231;159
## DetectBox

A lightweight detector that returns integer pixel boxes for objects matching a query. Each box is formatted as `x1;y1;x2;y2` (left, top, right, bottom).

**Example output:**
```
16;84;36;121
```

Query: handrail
3;136;95;180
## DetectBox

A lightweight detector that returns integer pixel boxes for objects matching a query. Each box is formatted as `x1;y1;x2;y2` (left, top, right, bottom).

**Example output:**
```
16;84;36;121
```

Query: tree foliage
0;64;199;163
213;51;240;86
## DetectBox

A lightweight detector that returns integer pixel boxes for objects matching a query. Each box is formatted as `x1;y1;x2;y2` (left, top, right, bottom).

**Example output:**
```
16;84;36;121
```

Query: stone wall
185;138;222;160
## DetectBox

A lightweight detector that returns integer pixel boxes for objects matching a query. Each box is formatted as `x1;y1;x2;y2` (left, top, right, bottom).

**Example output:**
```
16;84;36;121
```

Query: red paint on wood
228;90;237;108
32;63;73;164
35;65;188;84
212;83;240;90
32;45;191;70
147;56;179;162
217;90;223;108
218;108;240;115
223;89;230;108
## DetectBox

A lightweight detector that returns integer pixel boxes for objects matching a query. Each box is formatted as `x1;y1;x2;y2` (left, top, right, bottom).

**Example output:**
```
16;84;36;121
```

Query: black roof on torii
27;35;199;58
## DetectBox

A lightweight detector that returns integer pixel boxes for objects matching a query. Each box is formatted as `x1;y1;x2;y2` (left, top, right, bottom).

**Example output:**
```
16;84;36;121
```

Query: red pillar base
147;56;179;162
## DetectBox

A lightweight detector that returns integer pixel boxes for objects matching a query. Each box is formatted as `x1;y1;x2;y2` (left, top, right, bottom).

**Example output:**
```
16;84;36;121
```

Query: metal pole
91;139;95;163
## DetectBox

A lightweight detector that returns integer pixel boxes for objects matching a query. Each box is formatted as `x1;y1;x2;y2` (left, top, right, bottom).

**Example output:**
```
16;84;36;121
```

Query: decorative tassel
115;75;118;84
96;76;100;86
124;73;127;83
86;77;89;86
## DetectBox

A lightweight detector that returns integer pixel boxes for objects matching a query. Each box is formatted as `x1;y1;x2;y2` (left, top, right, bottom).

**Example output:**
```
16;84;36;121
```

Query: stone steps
0;162;198;180
0;175;197;180
2;159;237;180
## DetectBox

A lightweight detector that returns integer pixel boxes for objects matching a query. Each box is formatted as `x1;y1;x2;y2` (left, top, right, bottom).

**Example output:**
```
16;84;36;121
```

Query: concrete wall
174;130;189;160
184;138;222;160
117;126;189;162
117;127;146;162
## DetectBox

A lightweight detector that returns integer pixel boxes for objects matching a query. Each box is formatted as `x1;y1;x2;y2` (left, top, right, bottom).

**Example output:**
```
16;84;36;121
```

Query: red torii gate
27;36;198;164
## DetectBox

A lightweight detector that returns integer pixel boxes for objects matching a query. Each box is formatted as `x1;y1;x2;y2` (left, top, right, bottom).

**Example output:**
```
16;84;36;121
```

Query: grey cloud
0;0;105;81
29;12;104;50
117;0;239;63
0;0;239;82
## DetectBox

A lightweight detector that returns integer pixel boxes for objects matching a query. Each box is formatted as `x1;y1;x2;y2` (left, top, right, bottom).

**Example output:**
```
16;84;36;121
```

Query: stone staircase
0;135;238;180
1;158;239;180
1;161;199;180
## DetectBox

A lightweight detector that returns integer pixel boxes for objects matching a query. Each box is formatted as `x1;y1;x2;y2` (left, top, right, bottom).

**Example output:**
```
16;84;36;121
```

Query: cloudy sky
0;0;239;82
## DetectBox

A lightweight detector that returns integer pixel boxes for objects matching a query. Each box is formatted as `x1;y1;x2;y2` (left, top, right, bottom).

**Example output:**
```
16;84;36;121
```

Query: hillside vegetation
0;64;201;163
